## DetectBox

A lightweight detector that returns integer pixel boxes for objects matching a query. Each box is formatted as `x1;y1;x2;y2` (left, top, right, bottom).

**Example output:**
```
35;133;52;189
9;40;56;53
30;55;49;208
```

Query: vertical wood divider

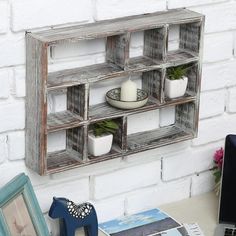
25;34;48;175
106;32;131;69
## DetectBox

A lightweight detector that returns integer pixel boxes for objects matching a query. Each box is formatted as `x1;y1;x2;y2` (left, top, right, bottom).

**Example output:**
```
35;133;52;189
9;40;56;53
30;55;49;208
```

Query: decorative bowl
106;88;148;110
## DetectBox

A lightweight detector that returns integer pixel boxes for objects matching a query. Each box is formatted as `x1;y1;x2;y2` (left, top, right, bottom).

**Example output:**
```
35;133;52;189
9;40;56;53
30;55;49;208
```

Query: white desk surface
77;192;219;236
160;192;219;236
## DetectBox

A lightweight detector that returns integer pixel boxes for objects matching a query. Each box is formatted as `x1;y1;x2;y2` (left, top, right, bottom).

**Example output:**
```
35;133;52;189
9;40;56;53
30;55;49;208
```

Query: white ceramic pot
165;76;188;99
88;133;113;156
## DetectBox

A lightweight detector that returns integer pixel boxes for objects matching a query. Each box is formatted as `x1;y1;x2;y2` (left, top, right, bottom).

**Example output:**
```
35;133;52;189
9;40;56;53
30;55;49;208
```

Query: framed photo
0;173;49;236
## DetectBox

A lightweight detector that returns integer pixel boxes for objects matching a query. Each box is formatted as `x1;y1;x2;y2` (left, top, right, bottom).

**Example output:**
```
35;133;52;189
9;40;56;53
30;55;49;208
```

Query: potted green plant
165;66;188;99
88;120;119;156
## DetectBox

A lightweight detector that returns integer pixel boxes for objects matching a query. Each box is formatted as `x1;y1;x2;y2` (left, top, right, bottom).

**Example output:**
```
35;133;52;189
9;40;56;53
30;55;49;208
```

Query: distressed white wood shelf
26;8;204;175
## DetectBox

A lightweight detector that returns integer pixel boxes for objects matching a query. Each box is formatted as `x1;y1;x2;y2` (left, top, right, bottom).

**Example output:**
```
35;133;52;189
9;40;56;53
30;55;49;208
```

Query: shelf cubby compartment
166;21;203;67
88;117;127;160
163;62;199;103
127;27;167;71
47;126;85;174
89;69;163;121
47;84;89;133
127;101;196;153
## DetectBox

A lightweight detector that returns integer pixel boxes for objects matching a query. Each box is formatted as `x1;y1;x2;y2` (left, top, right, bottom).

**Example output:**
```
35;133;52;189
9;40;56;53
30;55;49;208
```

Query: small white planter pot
88;133;113;156
165;76;188;99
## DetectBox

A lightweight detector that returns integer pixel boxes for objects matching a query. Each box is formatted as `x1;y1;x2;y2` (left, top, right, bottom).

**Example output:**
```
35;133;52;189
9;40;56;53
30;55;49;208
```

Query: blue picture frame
0;173;50;236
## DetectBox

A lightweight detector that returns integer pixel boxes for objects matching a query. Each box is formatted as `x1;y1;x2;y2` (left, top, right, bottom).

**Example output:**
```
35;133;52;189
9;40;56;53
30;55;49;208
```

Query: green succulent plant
167;66;188;80
91;119;119;137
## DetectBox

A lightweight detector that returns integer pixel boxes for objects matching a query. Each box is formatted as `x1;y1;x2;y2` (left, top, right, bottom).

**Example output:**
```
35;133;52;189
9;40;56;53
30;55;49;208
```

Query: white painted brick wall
0;1;235;234
94;0;166;20
203;32;233;63
11;0;93;32
35;177;90;213
14;67;26;98
7;131;25;160
199;90;225;119
0;68;12;99
162;141;223;181
125;178;191;214
168;0;226;9
0;1;8;34
191;171;215;196
0;134;7;164
94;196;125;222
0;101;25;133
190;2;236;33
93;161;161;199
0;33;25;67
227;87;236;113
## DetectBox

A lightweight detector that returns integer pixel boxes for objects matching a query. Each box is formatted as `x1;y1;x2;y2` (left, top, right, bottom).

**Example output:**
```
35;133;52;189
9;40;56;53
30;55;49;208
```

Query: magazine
98;208;187;236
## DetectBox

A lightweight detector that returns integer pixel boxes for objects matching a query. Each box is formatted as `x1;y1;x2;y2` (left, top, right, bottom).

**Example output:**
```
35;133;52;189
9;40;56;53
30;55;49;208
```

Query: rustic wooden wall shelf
26;9;205;175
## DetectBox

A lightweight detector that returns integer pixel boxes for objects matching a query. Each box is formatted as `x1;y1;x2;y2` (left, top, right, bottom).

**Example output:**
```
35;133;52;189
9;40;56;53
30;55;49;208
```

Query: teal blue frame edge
0;173;50;236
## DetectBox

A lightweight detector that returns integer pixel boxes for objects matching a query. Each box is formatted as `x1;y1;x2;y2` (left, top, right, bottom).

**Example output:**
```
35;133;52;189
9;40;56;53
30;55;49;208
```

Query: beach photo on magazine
99;209;181;236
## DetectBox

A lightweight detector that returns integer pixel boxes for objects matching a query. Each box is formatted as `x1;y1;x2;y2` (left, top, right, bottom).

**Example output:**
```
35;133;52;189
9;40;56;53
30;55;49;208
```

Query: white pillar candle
120;79;137;101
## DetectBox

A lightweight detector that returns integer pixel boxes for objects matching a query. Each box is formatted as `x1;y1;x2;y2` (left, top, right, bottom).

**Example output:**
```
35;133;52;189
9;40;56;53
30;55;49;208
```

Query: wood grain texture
175;102;196;136
144;27;167;61
142;70;162;102
25;34;48;175
180;21;202;53
127;125;193;152
47;49;198;90
47;111;84;133
106;33;130;69
26;9;204;175
29;9;203;44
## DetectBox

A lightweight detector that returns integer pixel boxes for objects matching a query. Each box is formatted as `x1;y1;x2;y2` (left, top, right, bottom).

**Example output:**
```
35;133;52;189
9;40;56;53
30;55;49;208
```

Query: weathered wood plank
47;111;84;133
106;33;130;69
47;149;83;173
180;21;202;54
142;70;162;102
29;9;203;44
25;34;48;175
127;125;193;152
89;95;196;122
175;102;196;136
144;26;167;61
48;49;198;90
47;62;126;90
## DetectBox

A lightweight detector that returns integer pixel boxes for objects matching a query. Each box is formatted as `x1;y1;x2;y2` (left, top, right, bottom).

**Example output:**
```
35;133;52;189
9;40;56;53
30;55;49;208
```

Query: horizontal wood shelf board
127;125;193;152
29;9;203;44
166;49;198;67
89;95;195;121
48;50;198;90
47;62;125;91
127;56;163;72
47;149;83;172
89;98;157;121
47;111;84;133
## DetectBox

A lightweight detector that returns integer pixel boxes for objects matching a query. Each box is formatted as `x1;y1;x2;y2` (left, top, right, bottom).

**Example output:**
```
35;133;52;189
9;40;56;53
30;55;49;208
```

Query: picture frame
0;173;50;236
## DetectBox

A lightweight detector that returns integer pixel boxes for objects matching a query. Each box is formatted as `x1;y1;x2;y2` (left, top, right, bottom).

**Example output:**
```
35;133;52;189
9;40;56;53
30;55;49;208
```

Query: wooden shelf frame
26;9;204;175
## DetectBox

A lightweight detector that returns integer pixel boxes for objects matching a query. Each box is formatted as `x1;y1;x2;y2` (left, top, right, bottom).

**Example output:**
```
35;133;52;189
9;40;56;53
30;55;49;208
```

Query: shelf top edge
27;9;204;44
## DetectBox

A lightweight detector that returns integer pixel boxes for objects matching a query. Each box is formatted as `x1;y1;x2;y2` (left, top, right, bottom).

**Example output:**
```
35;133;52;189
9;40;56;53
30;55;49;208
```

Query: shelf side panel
67;84;89;120
179;21;202;54
144;26;167;61
25;34;48;175
106;33;130;69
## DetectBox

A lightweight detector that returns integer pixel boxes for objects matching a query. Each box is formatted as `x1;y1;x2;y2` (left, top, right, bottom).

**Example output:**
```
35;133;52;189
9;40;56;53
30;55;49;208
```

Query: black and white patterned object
67;201;93;219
